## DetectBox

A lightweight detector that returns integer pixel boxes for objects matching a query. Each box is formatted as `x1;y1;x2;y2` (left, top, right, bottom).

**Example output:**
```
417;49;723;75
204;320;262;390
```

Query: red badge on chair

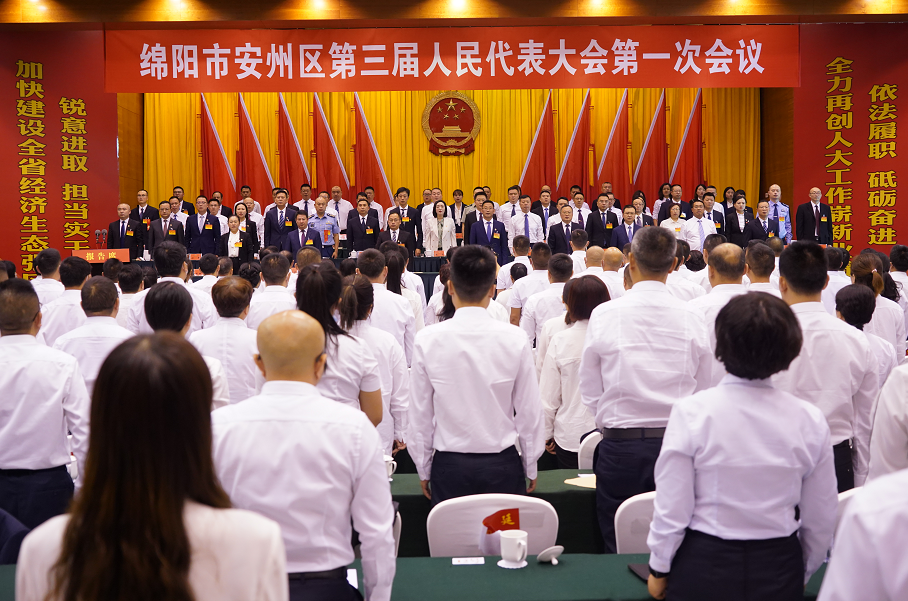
482;508;520;534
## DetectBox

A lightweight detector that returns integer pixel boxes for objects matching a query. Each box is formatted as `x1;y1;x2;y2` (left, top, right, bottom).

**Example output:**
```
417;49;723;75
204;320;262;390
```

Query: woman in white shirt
539;275;610;468
422;200;457;256
851;252;907;360
660;203;686;239
296;261;383;426
835;284;899;389
16;333;288;601
647;293;837;601
651;183;672;222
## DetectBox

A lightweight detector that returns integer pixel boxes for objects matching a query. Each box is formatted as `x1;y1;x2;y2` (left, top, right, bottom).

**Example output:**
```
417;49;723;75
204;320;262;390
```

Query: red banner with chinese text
794;24;907;252
104;25;798;93
0;31;120;278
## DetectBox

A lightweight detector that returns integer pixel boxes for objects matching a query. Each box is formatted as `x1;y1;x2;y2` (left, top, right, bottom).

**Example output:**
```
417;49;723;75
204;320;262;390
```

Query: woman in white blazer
422;200;457;255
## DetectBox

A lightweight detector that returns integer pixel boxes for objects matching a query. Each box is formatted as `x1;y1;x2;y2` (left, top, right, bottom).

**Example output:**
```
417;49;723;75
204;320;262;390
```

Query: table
392;469;603;557
0;556;827;601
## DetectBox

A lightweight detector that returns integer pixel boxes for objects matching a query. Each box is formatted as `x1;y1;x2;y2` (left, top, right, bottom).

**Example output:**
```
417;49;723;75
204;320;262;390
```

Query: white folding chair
426;494;558;557
393;511;402;557
577;431;602;470
835;487;861;535
614;491;656;554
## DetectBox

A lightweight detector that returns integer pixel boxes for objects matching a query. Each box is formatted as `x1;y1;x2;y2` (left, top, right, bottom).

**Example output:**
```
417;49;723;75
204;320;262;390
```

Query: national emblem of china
422;91;481;156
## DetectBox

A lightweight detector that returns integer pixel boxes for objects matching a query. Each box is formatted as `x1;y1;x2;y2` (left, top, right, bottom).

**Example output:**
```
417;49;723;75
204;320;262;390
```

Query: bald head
255;311;326;383
602;247;625;272
708;243;746;286
585;246;604;269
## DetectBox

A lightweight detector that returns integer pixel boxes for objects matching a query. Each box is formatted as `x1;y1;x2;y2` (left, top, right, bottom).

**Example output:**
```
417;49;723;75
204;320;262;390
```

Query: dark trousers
668;529;804;601
554;442;579;470
0;466;73;529
430;446;526;506
833;440;854;493
288;575;362;601
594;437;663;553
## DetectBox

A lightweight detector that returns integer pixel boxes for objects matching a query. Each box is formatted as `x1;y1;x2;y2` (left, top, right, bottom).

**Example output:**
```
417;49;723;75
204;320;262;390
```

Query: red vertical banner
669;88;703;200
596;89;632;205
556;89;592;201
519;90;556;200
200;93;236;203
353;92;393;210
795;24;907;252
278;92;311;200
237;93;274;203
0;31;118;276
633;90;668;206
313;93;351;198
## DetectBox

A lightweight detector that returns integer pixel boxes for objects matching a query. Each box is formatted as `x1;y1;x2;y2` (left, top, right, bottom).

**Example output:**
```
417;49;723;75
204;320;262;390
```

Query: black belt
288;567;347;581
0;465;67;475
833;439;853;450
601;427;666;439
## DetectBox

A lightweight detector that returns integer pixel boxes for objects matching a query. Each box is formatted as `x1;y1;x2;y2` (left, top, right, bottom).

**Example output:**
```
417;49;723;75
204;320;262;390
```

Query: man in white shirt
521;253;573;345
31;249;64;305
508;195;544;254
293;183;316;215
190;276;262;404
819;246;851;314
579;226;713;552
571;192;592;229
688;234;728;293
501;185;522;224
208;198;230;235
358;249;415;366
569;229;589;275
409;245;544;504
191;254;221;295
745;242;781;297
680;198;717;253
126;242;217;336
37;256;92;347
666;241;705;301
497;235;532;293
237;184;263;214
329;186;355;234
509;242;553;326
0;279;90;528
115;264;145;328
212;311;395;601
246;254;296;330
53;277;133;397
773;241;878;491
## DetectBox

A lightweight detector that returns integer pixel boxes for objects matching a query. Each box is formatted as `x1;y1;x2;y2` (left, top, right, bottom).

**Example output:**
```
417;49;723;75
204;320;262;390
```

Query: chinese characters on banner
104;25;799;92
795;24;905;252
1;31;119;276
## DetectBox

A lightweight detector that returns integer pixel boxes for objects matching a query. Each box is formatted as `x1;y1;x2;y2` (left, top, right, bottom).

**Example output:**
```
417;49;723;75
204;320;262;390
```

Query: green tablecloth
392;469;603;557
0;556;826;601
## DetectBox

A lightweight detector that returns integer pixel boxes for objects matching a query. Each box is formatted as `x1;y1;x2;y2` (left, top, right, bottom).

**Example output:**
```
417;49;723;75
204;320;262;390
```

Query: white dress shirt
496;255;531;291
400;286;426;332
241;211;266;249
189;317;263;404
330;198;355;231
570;251;586;275
349;321;409;454
213;213;229;235
52;316;132;397
508;269;550;310
647;375;837;580
680;217;717;251
36;289;85;347
520;282;566;344
535;313;569;377
507;212;544;252
818;468;908;601
115;293;138;328
866;294;907;361
665;270;706;301
772;302;878;485
401;269;426;310
496;287;515;309
889;270;908;332
30;277;64;306
317;333;382;409
16;502;288;601
539;320;597;452
688;266;712;293
0;335;89;480
660;218;686;239
570;204;592;227
408;307;545;480
425;291;509;325
868;363;908;480
370;283;416;366
580;281;713;429
866;330;898;390
369;200;386;229
747;281;782;297
821;271;851;315
211;381;395;600
126;277;217;336
687;283;748;385
192;274;219;294
203;355;232;410
485;296;510;323
585;269;627;301
245;285;297;330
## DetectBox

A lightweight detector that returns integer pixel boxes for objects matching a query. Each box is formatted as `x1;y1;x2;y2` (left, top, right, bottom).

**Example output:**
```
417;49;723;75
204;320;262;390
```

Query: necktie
392;230;397;243
565;224;571;245
279;210;284;227
772;203;779;219
544;207;549;224
139;207;144;220
362;216;367;229
814;204;820;237
163;219;168;234
120;221;126;247
578;211;584;229
601;212;606;225
511;204;517;217
524;214;530;237
486;221;492;242
697;219;705;251
762;220;767;232
335;201;340;214
636;215;641;227
707;212;713;221
300;231;305;247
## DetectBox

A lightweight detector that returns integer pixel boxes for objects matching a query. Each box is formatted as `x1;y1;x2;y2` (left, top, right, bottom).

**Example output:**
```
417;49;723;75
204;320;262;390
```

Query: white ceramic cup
383;455;397;479
499;530;528;564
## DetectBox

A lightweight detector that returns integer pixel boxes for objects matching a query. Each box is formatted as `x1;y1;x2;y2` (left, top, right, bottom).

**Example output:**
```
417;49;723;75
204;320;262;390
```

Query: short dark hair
449;245;497;303
530;242;552;270
102;258;122;282
677;240;691;261
766;237;784;256
836;284;877;329
357;249;386;279
217;257;234;276
549;254;575;282
510;262;528;282
746;243;776;278
211;276;253;318
339;258;358;278
395;186;410;197
571;229;589;249
241;185;251;192
0;279;39;333
237;262;261;289
81;276;119;315
35;248;61;276
890;244;908;272
260;253;290;285
60;257;92;288
631;227;676;274
512;235;530;255
686;250;706;272
153;242;188;278
199;254;219;275
715;293;802;379
508;185;521;194
779;241;827;295
703;234;727;256
296;248;322;269
142;266;158;290
208;198;221;206
566;275;609;322
118;264;144;293
145;281;192;332
824;247;844;271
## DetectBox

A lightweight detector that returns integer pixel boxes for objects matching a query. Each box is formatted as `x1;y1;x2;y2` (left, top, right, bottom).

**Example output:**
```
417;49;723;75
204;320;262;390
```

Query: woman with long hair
16;333;287;601
851;252;907;359
296;260;383;425
233;200;260;254
725;196;751;248
422;200;457;256
722;186;736;212
652;183;672;222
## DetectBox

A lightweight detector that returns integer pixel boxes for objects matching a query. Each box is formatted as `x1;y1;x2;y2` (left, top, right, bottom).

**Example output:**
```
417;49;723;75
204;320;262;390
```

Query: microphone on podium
94;230;101;247
101;229;108;246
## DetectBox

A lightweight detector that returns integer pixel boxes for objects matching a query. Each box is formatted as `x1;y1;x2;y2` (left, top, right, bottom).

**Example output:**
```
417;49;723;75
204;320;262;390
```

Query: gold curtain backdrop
143;89;759;209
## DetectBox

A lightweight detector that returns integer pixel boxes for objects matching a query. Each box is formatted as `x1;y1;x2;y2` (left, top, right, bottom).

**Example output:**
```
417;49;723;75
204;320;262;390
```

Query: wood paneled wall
117;93;143;207
760;88;794;200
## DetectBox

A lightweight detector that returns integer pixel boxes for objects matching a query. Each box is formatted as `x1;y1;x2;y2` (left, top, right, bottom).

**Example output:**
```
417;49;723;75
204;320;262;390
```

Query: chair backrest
835;487;861;535
426;494;559;557
614;491;656;554
578;431;602;470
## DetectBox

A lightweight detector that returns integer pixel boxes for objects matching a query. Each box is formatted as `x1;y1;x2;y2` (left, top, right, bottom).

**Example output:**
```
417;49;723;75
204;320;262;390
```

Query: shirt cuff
648;552;672;575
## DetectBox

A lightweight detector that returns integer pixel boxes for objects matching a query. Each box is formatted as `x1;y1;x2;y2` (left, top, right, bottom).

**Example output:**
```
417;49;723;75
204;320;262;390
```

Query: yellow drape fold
143;93;201;205
703;88;761;207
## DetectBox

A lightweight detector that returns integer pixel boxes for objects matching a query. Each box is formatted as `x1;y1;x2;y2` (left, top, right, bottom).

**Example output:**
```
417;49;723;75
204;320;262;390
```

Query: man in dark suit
469;198;508;265
108;203;143;260
378;212;417;257
185;195;221;255
795;188;834;244
147;200;185;250
532;190;557;241
611;205;643;249
547;204;582;255
346;198;381;252
742;200;782;244
171;186;195;216
631;196;655;228
657;184;691;223
387;187;423;255
703;192;726;233
219;215;253;273
586;193;620;248
211;191;232;218
263;189;299;252
130;190;159;254
288;212;323;257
